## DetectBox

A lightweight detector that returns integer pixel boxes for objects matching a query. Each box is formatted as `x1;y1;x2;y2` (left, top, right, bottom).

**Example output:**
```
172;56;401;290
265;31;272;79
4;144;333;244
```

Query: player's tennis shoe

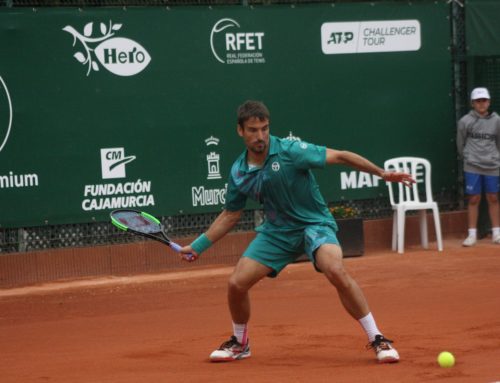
209;335;251;362
462;235;477;247
367;335;400;363
493;233;500;244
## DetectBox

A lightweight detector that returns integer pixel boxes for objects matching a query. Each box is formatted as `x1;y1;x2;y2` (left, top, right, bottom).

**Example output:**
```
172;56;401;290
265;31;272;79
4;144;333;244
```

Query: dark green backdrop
0;1;456;228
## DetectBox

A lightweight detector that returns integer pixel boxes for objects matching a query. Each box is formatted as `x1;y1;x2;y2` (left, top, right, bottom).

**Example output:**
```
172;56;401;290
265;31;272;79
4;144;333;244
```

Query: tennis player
180;100;415;364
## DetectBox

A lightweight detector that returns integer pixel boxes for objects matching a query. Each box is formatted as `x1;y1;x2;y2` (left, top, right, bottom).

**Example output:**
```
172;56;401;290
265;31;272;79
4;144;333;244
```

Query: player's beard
249;140;267;154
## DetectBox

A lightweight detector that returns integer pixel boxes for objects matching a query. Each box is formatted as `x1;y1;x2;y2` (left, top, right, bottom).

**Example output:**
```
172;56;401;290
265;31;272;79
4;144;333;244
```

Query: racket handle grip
170;242;182;252
170;241;194;260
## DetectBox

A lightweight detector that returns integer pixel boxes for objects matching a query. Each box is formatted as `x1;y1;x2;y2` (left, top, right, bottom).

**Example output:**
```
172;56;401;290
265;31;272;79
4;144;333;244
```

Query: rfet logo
100;147;136;179
0;76;13;154
63;21;151;76
210;18;266;65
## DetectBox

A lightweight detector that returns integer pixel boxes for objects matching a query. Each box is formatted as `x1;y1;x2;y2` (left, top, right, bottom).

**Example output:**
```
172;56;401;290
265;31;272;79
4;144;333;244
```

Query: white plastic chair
384;157;443;254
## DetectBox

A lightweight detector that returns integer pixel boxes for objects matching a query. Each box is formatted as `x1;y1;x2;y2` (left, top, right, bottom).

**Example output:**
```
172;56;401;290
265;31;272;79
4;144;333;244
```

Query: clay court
0;238;499;383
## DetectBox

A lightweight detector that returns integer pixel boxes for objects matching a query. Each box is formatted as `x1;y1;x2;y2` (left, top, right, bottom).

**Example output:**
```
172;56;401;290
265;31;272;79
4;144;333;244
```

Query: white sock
358;313;382;342
232;322;248;345
492;227;500;236
468;228;477;238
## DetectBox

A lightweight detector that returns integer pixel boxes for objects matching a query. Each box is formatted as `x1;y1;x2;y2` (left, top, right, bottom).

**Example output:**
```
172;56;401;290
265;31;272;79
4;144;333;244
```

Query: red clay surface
1;239;499;383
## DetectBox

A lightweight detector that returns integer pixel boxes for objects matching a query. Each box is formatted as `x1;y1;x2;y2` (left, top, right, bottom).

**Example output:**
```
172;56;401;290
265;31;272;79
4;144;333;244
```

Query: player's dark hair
237;100;270;127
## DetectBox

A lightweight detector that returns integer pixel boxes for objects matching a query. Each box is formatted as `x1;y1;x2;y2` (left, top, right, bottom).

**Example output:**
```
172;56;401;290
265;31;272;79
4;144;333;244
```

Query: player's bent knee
323;264;350;288
227;275;250;294
315;253;349;287
315;244;343;268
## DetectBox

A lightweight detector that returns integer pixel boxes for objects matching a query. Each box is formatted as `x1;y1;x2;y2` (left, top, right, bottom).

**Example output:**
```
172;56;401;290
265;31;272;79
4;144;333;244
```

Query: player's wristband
191;233;212;255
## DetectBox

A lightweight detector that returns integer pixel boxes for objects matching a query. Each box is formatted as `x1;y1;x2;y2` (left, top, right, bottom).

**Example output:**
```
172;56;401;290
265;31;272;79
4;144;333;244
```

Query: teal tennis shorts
243;224;340;278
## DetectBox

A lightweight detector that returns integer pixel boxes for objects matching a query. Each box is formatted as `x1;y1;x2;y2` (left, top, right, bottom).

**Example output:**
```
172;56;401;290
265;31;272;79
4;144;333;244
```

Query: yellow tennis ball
437;351;455;368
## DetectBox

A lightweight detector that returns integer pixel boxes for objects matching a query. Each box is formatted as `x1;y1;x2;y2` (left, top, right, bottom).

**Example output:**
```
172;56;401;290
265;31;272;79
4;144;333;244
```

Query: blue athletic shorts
243;224;340;278
464;172;500;195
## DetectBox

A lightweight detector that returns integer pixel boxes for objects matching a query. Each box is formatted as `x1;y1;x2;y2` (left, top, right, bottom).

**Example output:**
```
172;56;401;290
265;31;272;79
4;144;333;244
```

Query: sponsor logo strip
321;19;421;55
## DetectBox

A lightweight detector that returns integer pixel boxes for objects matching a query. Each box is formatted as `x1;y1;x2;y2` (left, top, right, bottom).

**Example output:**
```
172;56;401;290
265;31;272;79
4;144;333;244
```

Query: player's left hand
382;171;416;187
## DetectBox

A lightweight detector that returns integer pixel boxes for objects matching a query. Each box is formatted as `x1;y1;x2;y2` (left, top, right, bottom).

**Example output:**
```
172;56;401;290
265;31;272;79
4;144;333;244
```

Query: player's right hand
179;245;198;262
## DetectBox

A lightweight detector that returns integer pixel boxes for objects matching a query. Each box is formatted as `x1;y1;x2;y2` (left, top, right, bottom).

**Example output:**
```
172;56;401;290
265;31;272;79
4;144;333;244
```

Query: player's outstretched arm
204;209;243;242
325;148;415;186
179;209;243;261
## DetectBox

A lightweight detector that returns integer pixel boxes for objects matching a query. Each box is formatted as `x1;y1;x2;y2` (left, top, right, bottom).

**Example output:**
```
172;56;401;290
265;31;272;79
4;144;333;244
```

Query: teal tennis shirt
225;135;337;232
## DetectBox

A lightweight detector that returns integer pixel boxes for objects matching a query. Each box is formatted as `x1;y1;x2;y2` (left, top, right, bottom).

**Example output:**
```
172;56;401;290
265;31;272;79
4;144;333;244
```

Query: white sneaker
209;336;251;362
367;335;399;363
462;235;477;247
493;234;500;244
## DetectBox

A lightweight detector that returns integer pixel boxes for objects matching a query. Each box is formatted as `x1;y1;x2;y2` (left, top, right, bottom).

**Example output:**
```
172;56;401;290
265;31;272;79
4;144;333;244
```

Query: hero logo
210;18;266;65
63;21;151;76
0;76;12;154
101;148;136;179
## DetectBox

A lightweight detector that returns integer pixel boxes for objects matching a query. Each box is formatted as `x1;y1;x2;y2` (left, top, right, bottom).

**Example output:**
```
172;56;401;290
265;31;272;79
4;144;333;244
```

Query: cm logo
100;147;136;179
0;76;13;154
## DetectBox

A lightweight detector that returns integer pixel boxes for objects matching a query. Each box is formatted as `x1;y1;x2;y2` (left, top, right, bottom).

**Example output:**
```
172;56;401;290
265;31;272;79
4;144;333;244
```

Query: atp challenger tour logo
63;21;151;76
210;18;266;65
81;147;155;211
192;136;227;207
321;20;421;55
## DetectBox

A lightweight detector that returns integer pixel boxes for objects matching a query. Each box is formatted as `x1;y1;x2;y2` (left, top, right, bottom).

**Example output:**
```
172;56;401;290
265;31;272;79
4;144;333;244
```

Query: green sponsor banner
0;2;455;228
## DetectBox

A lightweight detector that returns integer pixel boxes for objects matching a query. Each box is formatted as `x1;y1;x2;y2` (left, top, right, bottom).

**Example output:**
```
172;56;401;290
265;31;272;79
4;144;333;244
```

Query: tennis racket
110;209;194;260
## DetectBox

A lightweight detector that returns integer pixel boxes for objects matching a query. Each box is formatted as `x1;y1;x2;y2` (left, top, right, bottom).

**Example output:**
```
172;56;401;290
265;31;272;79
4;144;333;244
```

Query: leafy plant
329;205;359;219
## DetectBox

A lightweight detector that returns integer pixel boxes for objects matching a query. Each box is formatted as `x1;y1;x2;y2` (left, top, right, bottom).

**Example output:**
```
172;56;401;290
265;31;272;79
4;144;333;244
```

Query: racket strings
113;212;160;234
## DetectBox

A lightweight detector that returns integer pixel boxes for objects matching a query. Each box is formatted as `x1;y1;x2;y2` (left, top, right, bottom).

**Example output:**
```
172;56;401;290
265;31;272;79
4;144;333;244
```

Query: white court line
0;266;236;298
